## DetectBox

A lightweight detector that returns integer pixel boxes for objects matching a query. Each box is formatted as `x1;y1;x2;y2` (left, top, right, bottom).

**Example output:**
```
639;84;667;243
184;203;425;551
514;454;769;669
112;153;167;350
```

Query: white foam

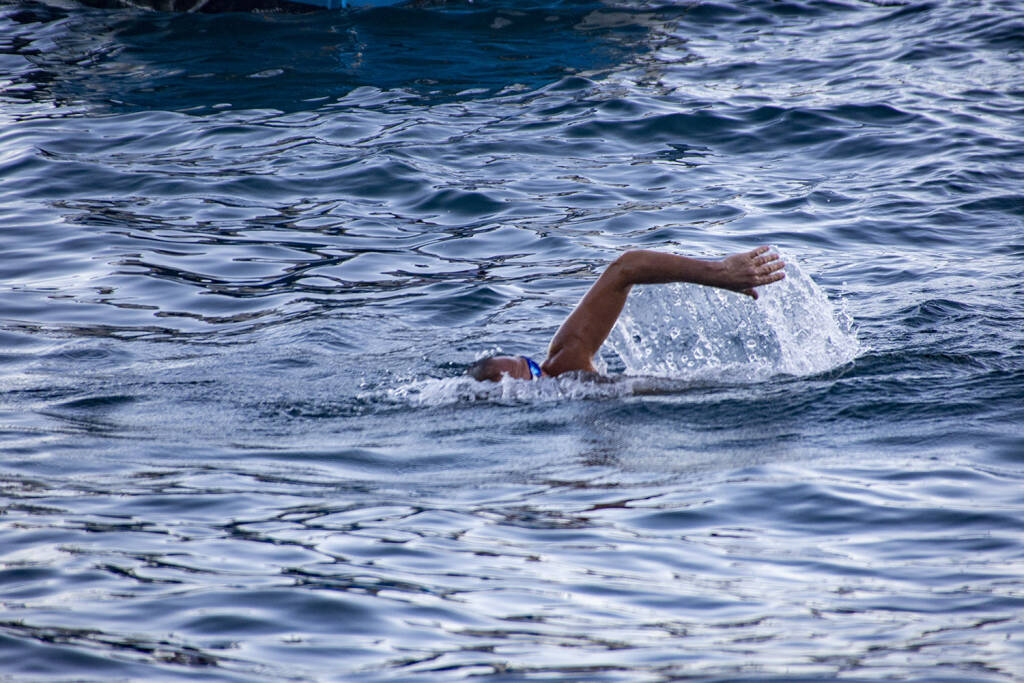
385;372;635;406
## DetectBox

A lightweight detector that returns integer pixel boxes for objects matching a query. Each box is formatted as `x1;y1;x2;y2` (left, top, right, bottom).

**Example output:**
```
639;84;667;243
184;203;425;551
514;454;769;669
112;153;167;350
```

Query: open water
1;0;1023;679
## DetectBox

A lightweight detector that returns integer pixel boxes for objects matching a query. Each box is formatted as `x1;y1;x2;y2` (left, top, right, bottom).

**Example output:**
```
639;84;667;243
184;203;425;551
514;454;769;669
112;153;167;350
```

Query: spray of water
389;250;859;405
606;249;859;381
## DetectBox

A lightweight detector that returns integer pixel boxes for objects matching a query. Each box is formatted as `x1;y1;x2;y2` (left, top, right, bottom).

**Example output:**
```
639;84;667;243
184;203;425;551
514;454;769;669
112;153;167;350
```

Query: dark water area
1;0;1023;679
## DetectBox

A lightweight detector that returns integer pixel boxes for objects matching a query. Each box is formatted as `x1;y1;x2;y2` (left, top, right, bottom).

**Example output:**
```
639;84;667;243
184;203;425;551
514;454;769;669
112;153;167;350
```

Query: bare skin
469;246;785;382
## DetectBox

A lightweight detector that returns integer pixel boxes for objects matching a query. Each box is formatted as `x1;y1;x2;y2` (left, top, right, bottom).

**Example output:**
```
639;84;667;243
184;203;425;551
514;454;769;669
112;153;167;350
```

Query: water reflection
3;0;665;113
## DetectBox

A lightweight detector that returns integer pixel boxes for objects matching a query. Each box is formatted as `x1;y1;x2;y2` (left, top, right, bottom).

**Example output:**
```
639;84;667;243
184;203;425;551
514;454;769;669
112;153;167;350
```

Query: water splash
607;249;859;381
386;372;632;406
387;251;859;406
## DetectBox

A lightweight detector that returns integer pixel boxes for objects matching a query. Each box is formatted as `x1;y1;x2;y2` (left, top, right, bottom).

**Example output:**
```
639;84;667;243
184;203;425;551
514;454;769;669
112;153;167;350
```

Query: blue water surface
1;0;1023;679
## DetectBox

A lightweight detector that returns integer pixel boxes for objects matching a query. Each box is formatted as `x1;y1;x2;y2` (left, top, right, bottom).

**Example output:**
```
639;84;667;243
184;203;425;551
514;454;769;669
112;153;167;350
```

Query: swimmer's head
467;355;533;382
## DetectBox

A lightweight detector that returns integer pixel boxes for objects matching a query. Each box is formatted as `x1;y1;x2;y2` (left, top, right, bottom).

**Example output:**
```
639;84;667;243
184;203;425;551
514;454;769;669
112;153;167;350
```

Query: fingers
751;250;785;290
747;246;771;267
733;247;785;297
753;250;782;267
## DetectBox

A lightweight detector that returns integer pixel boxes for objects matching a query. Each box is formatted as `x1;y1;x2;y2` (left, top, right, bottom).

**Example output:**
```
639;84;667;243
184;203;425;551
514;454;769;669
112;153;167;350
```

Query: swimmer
468;246;785;381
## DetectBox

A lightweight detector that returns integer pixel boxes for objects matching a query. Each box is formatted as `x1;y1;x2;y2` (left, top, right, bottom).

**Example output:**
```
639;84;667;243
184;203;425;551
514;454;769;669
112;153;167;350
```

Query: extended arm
540;246;785;376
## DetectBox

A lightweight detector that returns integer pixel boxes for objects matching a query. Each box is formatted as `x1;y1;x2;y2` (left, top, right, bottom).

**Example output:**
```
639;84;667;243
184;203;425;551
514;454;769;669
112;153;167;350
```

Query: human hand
719;246;785;299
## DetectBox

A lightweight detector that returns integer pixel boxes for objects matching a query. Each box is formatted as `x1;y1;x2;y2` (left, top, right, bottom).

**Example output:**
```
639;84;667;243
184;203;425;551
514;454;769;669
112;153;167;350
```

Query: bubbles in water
607;249;859;381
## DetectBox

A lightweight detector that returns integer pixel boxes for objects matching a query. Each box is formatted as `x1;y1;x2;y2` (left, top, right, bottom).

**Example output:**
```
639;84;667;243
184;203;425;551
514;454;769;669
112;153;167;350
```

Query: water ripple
2;0;1023;679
